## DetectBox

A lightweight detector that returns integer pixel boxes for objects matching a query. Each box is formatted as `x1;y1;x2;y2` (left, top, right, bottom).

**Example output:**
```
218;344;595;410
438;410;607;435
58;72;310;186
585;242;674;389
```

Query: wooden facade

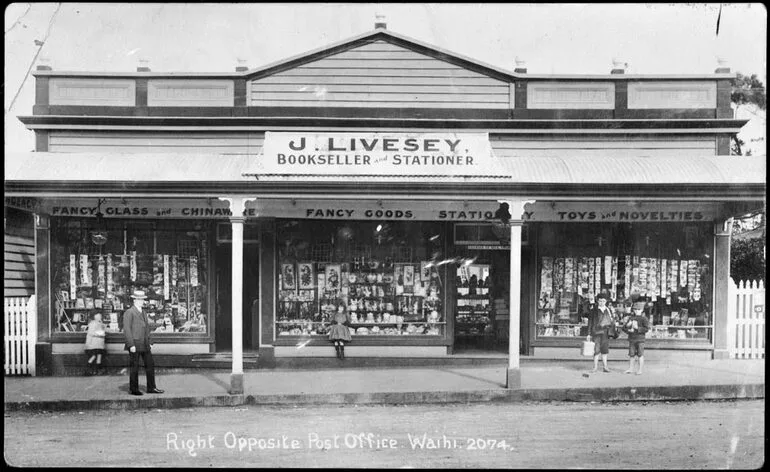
7;27;764;373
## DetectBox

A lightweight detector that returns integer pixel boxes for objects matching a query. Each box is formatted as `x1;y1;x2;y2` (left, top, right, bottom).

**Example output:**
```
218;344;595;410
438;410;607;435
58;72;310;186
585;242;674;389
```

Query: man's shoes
624;369;634;374
130;390;143;396
602;367;611;373
147;388;164;394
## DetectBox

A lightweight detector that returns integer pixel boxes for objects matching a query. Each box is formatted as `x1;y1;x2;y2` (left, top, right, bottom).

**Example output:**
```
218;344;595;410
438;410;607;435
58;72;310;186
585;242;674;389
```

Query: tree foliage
730;72;765;156
727;73;765;282
730;237;766;283
731;73;766;110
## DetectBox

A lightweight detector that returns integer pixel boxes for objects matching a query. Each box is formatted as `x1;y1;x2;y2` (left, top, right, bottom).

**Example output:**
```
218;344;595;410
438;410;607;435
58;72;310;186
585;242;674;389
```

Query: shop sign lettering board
37;199;721;222
4;197;42;213
258;132;506;176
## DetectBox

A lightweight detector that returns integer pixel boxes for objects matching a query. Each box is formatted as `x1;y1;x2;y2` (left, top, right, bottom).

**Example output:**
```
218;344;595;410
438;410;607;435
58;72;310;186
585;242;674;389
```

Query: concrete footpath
4;359;764;412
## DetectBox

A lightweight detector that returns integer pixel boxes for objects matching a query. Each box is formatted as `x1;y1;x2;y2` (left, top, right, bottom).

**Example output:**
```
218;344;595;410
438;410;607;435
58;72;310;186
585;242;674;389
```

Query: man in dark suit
123;290;164;395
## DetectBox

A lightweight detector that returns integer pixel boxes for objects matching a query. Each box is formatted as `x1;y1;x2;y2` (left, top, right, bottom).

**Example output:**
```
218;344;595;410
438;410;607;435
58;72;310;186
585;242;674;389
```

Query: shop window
50;218;211;335
535;222;713;341
275;220;445;338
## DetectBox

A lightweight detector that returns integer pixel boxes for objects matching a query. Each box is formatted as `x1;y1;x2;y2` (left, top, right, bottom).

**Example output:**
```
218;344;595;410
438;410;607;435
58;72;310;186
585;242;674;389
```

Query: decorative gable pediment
249;39;511;109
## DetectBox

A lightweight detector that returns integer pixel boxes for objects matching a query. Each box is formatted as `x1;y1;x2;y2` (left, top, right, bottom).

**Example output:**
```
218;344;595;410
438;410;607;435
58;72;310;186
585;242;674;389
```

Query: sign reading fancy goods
260;132;504;176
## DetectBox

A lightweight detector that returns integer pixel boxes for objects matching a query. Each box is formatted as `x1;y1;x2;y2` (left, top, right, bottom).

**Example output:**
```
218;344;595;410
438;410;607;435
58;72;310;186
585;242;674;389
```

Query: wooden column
499;199;535;389
219;197;255;393
258;220;276;367
34;214;50;342
712;218;733;360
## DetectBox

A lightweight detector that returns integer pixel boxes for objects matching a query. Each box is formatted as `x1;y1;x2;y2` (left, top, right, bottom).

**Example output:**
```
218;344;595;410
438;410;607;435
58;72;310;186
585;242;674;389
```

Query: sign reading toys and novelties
259;132;506;176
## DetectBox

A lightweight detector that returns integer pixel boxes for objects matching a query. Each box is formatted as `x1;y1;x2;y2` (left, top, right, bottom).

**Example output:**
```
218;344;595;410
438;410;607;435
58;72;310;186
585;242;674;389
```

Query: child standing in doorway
328;305;352;360
623;302;650;375
85;313;107;375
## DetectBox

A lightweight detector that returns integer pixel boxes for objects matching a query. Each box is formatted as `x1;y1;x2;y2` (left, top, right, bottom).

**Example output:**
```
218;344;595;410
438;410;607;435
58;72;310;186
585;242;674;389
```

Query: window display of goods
538;244;712;341
277;258;443;336
50;219;209;335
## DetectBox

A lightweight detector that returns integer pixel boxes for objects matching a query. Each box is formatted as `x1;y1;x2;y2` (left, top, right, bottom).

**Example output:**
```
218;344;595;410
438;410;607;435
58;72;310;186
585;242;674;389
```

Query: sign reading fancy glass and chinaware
259;132;505;176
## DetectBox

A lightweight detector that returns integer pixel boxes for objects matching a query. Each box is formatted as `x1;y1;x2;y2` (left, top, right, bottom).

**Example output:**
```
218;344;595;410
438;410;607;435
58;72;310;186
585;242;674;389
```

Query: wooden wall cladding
527;82;615;109
249;41;511;108
490;134;716;157
628;81;717;109
47;131;265;153
49;78;136;107
147;80;234;107
5;234;35;297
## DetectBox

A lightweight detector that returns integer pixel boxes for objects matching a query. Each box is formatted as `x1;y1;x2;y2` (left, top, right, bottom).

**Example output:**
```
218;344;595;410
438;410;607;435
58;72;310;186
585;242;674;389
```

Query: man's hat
596;293;609;300
130;289;148;299
632;302;646;310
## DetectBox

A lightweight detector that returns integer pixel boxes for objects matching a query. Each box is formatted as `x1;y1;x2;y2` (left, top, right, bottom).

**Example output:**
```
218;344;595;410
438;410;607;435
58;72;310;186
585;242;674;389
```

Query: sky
4;3;767;154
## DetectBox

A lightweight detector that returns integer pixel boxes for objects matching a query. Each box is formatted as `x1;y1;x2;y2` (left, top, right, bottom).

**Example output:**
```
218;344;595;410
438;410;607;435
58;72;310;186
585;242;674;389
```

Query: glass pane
275;220;445;337
50;218;211;335
536;222;713;340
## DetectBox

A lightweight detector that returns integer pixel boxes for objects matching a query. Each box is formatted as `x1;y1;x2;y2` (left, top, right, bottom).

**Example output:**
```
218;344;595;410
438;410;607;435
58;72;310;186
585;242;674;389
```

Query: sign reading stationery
260;132;505;176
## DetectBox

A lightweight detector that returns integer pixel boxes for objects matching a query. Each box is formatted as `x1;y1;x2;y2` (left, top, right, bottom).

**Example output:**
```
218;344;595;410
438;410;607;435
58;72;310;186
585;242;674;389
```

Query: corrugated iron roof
4;152;766;186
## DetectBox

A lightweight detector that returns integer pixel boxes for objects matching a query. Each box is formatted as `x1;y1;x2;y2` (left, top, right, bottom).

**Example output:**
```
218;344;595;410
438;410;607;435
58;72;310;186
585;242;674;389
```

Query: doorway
215;224;260;352
452;247;531;355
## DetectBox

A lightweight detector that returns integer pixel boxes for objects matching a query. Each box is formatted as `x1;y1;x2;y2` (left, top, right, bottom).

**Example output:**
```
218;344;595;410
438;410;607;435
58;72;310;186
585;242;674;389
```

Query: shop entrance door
452;248;531;354
215;225;260;352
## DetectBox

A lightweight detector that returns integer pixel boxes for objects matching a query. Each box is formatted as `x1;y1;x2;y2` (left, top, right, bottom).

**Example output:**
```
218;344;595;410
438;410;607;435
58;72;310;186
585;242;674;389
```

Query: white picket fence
727;279;765;359
4;295;37;375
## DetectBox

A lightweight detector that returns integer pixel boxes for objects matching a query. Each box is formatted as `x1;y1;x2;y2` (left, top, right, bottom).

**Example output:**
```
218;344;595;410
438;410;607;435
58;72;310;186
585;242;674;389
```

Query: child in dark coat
328;305;352;360
622;302;650;375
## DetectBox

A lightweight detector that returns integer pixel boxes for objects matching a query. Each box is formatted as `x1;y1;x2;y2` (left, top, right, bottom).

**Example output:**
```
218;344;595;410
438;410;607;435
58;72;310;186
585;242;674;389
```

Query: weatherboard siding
46;131;715;157
249;40;511;108
4;234;35;297
47;131;266;153
489;135;716;157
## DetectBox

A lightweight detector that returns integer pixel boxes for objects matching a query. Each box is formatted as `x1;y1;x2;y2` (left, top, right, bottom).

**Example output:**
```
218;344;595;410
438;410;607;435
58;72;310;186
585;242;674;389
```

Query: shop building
5;22;765;386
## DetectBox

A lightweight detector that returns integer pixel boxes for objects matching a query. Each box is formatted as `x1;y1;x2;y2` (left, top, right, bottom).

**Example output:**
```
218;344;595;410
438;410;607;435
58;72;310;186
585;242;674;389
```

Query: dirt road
4;400;764;468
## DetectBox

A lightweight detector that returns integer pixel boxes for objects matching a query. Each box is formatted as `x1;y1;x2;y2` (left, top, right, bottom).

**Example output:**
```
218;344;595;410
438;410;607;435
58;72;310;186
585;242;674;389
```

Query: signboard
259;132;506;176
4;197;42;213
28;198;721;223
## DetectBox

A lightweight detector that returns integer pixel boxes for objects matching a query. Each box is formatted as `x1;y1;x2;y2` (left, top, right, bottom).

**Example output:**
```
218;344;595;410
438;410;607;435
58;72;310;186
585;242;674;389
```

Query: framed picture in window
298;262;315;290
325;264;341;292
281;263;296;290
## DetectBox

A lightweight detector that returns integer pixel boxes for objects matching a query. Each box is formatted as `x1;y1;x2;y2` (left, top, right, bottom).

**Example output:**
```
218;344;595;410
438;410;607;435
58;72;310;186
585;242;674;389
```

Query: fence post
729;279;766;360
4;299;9;375
4;296;38;376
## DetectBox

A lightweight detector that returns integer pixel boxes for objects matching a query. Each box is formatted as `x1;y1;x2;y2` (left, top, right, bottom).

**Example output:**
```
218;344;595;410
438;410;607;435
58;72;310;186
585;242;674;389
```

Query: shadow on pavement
439;367;506;388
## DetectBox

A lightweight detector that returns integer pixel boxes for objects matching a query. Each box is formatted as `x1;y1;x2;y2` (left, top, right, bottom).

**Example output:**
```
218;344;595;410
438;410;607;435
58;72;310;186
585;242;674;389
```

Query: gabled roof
30;26;736;81
241;27;517;82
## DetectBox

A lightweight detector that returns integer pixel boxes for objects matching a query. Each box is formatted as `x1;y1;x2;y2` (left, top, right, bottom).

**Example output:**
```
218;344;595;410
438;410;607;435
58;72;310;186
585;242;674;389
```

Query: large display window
535;222;713;342
50;218;211;335
275;220;446;338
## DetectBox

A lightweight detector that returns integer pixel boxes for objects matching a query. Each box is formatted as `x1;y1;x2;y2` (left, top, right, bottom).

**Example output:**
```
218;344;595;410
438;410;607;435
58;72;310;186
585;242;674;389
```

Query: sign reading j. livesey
259;132;504;176
38;199;721;222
